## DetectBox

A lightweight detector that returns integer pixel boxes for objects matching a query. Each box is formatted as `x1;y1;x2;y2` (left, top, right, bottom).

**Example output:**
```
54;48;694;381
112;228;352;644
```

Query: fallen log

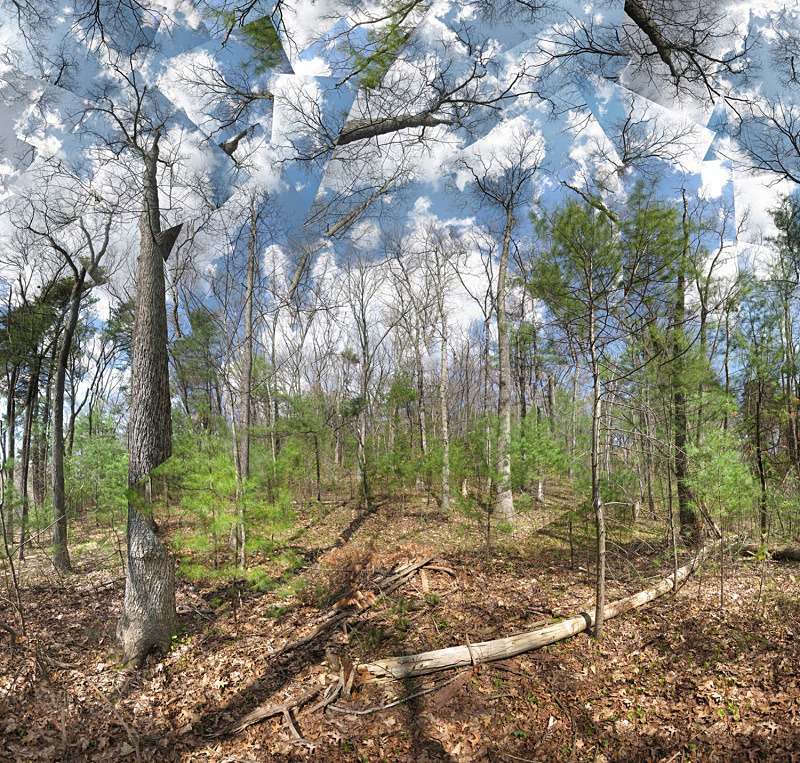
362;546;711;679
741;544;800;562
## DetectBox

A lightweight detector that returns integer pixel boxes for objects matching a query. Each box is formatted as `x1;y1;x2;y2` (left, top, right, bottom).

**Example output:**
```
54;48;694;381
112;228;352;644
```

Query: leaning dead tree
363;545;711;679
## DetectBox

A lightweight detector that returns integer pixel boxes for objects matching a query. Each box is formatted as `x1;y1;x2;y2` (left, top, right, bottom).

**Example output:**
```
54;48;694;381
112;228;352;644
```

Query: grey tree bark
590;353;606;638
461;128;540;522
49;216;111;572
492;210;515;522
117;135;181;668
17;364;39;560
438;283;450;513
51;279;84;572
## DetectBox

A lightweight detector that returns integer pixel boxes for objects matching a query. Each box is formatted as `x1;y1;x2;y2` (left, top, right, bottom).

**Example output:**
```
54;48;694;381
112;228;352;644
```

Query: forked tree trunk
117;137;181;668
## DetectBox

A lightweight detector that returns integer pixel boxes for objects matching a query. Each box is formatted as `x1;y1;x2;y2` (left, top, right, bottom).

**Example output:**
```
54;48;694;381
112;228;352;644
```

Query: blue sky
0;0;798;318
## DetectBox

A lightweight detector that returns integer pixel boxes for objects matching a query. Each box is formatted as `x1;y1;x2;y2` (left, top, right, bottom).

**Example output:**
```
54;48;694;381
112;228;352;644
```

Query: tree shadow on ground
135;497;445;755
401;675;457;763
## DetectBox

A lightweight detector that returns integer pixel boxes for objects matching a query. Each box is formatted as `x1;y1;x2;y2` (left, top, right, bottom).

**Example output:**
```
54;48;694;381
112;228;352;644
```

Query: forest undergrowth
1;485;799;763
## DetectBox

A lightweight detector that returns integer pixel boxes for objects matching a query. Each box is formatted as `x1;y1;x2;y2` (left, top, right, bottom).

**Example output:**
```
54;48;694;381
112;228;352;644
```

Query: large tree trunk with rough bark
117;138;181;669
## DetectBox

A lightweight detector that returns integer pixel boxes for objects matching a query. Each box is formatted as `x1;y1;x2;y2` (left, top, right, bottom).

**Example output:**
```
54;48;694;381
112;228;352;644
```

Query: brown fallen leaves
2;495;800;762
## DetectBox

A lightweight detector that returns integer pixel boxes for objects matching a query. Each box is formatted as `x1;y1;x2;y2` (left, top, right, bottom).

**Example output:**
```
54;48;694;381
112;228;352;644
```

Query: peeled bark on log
362;546;711;679
741;544;800;562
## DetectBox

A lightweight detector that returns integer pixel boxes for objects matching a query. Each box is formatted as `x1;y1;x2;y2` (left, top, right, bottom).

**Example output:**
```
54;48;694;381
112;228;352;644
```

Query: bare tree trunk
67;367;77;457
5;374;16;462
754;379;769;537
414;318;427;457
32;413;46;510
492;211;515;522
640;402;655;519
569;342;579;483
17;363;39;561
675;198;700;542
547;373;556;432
357;405;370;509
780;291;800;476
440;307;450;512
591;371;606;638
483;319;493;504
233;193;257;569
52;277;87;572
589;288;607;638
515;329;527;423
364;545;711;679
268;317;279;473
314;434;322;503
602;383;615;477
32;343;55;511
4;367;16;545
118;137;180;668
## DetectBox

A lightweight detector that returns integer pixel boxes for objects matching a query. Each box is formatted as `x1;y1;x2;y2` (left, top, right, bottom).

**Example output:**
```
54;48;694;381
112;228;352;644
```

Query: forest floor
2;485;800;763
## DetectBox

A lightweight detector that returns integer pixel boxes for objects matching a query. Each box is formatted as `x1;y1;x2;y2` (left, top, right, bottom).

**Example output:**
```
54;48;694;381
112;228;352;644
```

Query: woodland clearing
2;486;799;763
